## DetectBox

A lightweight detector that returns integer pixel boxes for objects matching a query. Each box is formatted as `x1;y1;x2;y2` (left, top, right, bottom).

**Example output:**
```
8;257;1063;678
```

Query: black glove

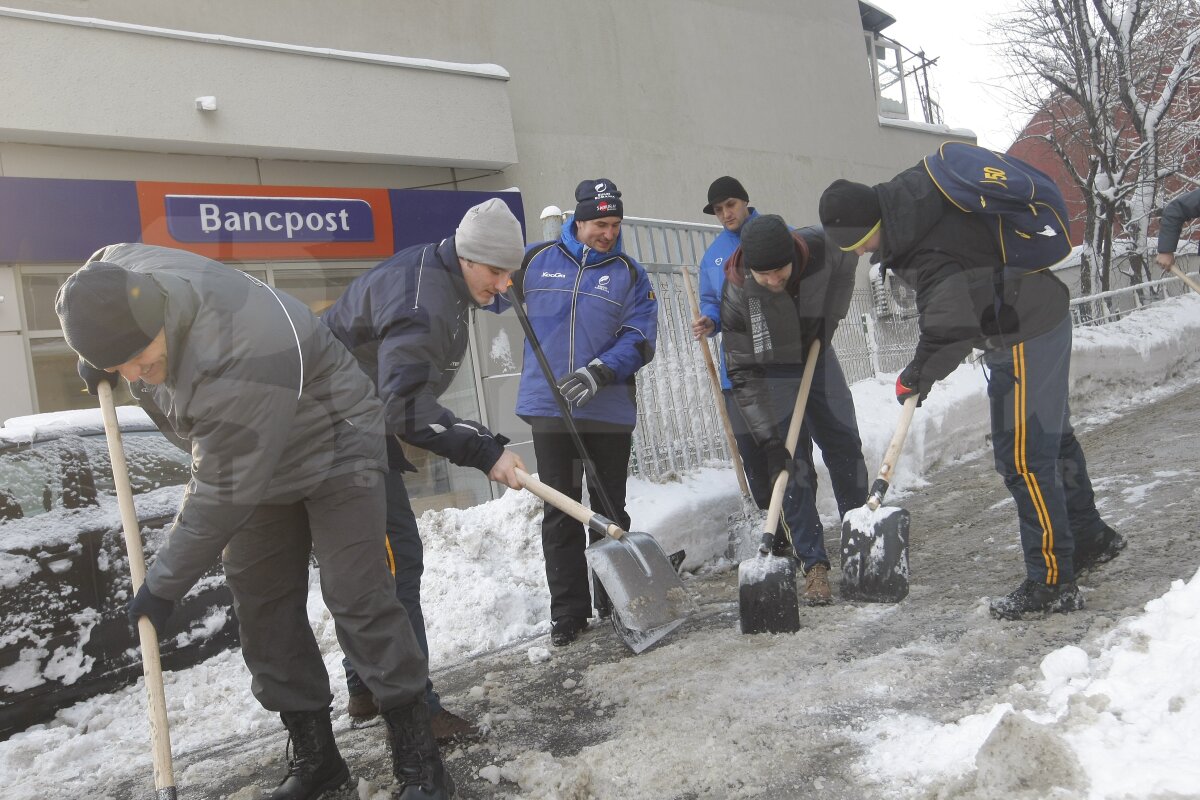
896;362;933;406
557;359;615;408
763;439;796;483
77;358;120;397
127;583;174;637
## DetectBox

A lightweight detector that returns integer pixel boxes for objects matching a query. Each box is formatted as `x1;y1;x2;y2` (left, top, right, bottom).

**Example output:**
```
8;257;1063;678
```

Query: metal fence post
540;205;563;243
862;312;882;377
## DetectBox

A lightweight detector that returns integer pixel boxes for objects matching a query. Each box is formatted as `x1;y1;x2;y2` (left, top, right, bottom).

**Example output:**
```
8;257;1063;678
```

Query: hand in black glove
763;439;796;484
557;359;615;408
896;362;933;406
77;358;120;397
127;583;174;637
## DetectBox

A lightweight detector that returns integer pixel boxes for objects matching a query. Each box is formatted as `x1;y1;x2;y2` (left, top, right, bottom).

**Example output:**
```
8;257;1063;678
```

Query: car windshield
0;432;190;522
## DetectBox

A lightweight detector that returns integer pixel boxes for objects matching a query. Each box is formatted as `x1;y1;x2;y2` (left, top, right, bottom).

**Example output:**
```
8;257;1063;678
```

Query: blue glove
127;583;174;637
78;358;119;397
557;359;615;408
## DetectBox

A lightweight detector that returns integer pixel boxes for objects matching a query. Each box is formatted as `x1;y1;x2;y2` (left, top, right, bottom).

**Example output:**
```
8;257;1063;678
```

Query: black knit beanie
55;261;166;369
703;176;749;215
819;179;882;251
574;178;624;222
740;214;795;272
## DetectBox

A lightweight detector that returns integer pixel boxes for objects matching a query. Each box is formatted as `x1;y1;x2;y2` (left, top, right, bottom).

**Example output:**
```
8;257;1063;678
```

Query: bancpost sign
0;176;524;264
139;182;395;260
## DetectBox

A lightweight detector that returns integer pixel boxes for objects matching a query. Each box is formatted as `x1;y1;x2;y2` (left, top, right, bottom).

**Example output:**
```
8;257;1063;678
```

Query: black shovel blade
737;554;801;634
839;505;910;603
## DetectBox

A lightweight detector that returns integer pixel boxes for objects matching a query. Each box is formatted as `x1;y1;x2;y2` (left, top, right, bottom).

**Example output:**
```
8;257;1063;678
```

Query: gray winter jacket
1158;188;1200;254
90;243;386;601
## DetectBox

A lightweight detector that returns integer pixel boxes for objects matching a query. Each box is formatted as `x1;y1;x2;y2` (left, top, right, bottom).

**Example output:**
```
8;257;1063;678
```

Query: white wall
1;0;971;229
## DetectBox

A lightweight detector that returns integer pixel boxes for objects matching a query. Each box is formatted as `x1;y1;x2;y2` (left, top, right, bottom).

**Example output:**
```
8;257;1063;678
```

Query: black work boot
383;698;456;799
267;708;350;800
989;579;1084;620
1075;524;1127;574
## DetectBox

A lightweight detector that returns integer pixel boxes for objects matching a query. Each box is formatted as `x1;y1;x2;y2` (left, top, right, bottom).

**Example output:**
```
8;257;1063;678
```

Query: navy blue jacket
322;237;507;474
514;217;658;427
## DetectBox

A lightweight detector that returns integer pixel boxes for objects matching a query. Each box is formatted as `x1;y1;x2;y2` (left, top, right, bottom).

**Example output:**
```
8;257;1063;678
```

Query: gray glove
557;358;615;408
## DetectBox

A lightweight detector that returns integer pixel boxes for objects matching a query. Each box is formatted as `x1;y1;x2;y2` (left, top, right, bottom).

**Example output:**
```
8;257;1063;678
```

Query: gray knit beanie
455;198;525;270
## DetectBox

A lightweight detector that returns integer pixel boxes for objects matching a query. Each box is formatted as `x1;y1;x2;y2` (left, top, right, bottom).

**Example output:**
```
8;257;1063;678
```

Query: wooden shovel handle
761;339;822;547
97;382;176;797
680;266;751;498
516;467;625;540
867;395;919;510
1169;263;1200;294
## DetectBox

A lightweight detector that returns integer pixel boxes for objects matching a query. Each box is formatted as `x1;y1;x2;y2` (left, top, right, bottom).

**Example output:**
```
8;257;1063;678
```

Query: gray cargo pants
222;469;427;713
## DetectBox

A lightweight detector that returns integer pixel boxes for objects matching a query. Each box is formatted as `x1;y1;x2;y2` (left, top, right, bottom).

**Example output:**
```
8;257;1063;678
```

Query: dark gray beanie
55;261;166;369
740;214;795;271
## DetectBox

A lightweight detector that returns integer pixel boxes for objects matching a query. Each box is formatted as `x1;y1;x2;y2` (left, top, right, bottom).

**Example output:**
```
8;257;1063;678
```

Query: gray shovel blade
611;611;686;655
839;505;910;603
585;530;695;635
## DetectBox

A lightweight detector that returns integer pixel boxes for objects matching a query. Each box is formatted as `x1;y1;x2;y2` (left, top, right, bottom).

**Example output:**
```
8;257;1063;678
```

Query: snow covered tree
1000;0;1200;315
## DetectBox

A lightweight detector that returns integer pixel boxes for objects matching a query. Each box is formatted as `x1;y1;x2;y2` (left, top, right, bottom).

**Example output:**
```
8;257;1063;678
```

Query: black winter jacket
875;162;1070;384
322;237;507;474
720;227;855;445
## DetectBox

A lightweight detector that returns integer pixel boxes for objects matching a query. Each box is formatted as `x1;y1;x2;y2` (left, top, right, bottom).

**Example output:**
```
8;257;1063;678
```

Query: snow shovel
738;339;821;635
1167;263;1200;295
680;266;758;522
516;468;695;653
839;395;917;603
97;381;178;799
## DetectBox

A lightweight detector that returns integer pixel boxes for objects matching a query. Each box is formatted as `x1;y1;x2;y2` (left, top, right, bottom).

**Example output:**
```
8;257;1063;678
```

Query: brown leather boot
431;708;479;744
803;563;833;606
347;691;379;723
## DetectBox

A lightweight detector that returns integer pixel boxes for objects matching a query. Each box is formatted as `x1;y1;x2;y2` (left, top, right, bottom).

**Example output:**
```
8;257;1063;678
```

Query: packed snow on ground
2;293;1199;799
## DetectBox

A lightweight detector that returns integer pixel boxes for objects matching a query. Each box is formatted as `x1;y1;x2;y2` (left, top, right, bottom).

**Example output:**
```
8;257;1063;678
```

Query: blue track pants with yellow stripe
983;315;1104;585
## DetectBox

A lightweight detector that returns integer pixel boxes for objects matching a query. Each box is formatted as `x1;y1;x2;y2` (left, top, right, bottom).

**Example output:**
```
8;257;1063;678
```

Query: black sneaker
1075;525;1127;574
550;616;587;647
989;579;1084;620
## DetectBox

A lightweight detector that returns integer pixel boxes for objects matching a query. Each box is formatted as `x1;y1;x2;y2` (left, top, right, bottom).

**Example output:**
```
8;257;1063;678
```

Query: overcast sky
875;0;1029;151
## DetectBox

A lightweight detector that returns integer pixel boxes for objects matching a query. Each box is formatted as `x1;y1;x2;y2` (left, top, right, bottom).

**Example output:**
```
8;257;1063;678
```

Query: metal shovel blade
738;552;800;634
611;609;686;655
839;505;910;603
585;530;695;636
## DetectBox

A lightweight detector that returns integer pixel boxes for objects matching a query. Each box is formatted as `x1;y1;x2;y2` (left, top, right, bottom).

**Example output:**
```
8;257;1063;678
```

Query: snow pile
850;566;1200;799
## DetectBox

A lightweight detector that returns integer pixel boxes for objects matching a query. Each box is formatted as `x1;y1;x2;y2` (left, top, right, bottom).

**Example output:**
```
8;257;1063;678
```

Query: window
866;33;908;119
272;266;367;315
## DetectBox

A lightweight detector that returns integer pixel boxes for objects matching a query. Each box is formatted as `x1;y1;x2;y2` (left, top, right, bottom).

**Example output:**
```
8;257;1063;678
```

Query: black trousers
528;416;632;621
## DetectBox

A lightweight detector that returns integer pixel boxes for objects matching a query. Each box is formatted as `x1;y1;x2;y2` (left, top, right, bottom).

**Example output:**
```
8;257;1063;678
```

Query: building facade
0;0;973;511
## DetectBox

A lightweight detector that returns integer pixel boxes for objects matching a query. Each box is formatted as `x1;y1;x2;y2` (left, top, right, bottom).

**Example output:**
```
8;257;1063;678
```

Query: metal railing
551;215;1196;481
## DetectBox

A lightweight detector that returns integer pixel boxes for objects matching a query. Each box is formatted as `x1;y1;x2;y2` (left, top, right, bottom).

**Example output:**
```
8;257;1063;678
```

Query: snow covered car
0;407;238;740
